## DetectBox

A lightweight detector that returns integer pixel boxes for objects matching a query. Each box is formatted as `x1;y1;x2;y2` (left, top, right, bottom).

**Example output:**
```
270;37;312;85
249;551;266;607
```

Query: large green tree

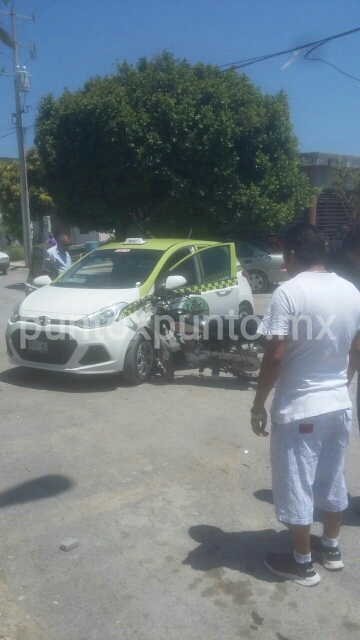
35;52;312;237
0;148;54;240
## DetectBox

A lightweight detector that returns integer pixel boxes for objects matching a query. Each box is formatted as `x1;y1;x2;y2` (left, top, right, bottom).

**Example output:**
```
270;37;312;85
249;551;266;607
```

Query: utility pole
0;2;34;266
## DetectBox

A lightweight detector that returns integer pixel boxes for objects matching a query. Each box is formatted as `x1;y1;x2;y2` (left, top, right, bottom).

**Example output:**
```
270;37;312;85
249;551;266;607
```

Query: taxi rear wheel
123;333;154;385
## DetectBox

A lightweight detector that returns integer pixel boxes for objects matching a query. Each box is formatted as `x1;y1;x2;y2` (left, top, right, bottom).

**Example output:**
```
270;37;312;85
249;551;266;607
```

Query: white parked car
6;238;254;382
0;250;10;275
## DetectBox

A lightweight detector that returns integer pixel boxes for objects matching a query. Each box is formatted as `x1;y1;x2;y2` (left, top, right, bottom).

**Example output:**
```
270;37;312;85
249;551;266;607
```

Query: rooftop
300;152;360;169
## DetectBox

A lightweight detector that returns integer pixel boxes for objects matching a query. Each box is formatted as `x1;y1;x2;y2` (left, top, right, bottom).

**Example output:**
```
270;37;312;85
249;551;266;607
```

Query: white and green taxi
6;238;254;382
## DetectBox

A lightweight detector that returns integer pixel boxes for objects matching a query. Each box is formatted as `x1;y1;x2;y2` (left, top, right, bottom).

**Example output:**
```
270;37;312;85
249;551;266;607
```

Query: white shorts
270;409;352;525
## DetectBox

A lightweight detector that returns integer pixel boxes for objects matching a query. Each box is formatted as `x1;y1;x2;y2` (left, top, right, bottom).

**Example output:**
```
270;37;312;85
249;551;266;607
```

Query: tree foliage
35;51;313;237
0;148;54;240
332;167;360;224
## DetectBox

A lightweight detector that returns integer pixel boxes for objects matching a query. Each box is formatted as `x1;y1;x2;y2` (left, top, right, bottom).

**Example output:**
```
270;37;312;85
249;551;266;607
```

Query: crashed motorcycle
149;278;262;381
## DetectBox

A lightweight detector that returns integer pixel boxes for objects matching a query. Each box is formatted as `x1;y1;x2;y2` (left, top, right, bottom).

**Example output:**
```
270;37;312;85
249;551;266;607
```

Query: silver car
0;250;10;275
234;240;288;293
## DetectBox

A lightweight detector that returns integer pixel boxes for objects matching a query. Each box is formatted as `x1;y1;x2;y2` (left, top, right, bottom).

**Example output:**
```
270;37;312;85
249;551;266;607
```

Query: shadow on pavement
253;489;360;527
183;524;289;584
253;489;274;505
5;283;25;291
0;474;74;508
0;367;122;393
158;373;258;391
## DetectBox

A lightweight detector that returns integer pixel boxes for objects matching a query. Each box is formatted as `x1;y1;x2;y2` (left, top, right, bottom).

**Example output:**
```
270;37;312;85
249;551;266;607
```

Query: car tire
235;302;261;379
122;333;154;385
238;302;253;321
156;344;175;382
247;270;268;294
1;268;7;275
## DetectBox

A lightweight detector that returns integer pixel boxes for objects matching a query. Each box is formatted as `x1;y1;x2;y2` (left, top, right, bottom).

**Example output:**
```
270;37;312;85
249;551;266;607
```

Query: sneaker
263;552;321;587
310;535;344;571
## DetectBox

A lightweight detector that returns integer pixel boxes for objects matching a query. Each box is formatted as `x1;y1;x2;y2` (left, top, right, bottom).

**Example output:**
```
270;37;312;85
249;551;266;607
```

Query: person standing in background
46;231;57;248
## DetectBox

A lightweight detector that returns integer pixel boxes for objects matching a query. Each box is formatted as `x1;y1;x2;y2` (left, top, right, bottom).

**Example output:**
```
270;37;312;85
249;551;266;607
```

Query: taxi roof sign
124;238;147;245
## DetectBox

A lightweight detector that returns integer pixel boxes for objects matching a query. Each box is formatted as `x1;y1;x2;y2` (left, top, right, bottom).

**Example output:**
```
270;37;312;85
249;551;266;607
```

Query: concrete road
0;268;359;640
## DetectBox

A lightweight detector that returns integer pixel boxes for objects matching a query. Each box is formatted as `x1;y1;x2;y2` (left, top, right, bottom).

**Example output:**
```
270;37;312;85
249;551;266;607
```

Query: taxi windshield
53;248;164;289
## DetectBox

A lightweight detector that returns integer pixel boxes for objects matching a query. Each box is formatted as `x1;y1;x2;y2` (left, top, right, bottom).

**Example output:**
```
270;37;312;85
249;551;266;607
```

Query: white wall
71;228;112;245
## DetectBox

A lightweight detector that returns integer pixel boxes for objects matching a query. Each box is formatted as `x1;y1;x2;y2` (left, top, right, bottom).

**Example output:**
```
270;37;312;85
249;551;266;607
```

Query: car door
165;244;240;317
25;246;59;296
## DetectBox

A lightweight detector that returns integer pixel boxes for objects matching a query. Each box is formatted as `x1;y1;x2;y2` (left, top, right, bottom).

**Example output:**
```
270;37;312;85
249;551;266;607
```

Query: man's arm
347;331;360;386
251;336;287;436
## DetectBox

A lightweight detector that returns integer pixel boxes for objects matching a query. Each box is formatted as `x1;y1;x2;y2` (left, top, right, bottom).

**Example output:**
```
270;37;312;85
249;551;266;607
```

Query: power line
221;26;360;71
304;39;360;82
0;128;17;140
305;53;360;82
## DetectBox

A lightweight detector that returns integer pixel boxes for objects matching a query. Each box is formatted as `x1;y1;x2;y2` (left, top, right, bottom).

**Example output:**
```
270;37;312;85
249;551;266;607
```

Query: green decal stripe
173;277;237;294
122;295;153;318
121;278;237;318
202;270;230;283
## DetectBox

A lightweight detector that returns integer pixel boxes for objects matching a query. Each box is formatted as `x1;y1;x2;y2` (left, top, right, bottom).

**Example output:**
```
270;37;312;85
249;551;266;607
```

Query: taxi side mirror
154;274;187;296
33;275;52;287
165;275;187;290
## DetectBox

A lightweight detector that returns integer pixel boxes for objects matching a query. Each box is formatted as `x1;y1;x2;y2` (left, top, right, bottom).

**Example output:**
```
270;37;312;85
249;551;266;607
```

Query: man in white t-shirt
251;223;360;587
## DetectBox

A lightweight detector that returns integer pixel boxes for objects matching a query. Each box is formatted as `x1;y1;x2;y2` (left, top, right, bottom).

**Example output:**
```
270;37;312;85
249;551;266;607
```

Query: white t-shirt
46;245;72;273
258;271;360;424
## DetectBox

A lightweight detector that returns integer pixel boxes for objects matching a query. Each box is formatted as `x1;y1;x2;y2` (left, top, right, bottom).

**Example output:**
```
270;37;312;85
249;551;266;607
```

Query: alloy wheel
136;341;154;378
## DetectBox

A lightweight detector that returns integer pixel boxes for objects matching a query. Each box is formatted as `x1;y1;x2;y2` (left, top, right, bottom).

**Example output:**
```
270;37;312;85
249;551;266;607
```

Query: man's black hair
342;225;360;253
283;223;327;268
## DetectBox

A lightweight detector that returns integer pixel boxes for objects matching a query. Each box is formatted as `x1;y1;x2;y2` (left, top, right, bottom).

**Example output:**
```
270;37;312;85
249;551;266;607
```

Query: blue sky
1;0;360;158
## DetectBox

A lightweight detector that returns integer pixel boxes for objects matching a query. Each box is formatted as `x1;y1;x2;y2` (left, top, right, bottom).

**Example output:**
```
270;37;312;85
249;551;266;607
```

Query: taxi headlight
75;303;128;329
10;302;21;323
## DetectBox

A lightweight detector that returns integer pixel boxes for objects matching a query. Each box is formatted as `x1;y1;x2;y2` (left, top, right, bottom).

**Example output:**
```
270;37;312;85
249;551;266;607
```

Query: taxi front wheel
122;333;154;385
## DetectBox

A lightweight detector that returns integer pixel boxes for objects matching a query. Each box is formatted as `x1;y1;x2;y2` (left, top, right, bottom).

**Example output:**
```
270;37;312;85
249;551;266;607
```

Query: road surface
0;267;359;640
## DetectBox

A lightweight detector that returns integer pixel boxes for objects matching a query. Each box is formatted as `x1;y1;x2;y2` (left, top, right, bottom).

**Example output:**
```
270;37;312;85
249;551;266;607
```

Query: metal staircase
316;196;348;239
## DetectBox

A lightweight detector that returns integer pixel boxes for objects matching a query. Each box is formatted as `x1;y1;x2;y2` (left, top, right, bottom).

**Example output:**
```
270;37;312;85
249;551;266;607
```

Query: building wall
71;228;111;245
32;218;111;246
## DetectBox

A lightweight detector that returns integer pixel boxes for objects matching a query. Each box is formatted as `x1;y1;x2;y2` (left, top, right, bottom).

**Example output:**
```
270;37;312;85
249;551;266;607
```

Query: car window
31;246;58;280
53;248;164;289
237;242;255;258
157;248;193;277
198;246;231;283
248;239;270;253
165;254;199;287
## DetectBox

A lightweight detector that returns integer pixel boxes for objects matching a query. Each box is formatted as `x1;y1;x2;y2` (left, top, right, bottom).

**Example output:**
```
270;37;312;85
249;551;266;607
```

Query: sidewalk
10;261;26;268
